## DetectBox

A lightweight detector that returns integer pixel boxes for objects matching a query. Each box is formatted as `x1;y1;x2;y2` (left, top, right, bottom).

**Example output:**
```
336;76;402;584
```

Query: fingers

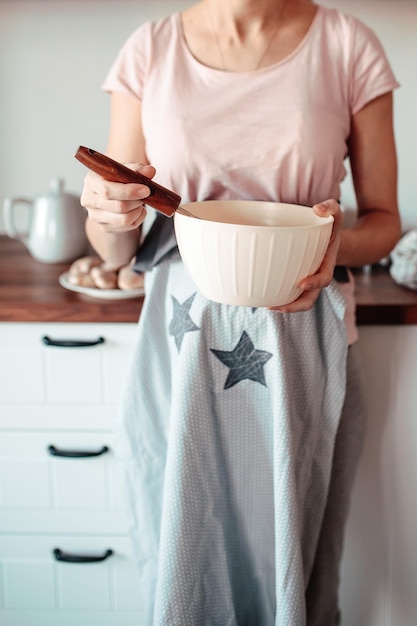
269;200;343;313
312;199;344;250
80;163;155;234
269;287;322;313
86;203;147;233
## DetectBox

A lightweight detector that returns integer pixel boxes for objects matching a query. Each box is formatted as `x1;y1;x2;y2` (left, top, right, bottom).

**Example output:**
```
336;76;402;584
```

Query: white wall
0;0;416;232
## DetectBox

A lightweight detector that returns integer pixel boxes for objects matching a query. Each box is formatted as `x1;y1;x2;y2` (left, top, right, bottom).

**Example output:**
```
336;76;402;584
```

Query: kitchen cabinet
4;323;417;625
0;322;152;626
340;326;417;626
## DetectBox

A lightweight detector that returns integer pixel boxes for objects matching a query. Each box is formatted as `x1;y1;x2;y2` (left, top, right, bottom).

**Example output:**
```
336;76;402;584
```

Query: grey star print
169;293;200;351
211;330;273;389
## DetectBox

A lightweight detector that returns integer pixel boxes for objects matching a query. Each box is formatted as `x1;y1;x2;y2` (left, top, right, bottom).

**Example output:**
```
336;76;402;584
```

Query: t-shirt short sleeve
349;17;399;115
101;22;151;101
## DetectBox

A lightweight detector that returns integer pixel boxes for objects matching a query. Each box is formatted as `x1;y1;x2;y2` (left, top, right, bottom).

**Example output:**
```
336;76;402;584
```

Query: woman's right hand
80;163;156;234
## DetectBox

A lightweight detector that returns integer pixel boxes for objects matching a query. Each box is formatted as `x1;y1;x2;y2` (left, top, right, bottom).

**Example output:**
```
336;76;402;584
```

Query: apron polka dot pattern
117;253;348;625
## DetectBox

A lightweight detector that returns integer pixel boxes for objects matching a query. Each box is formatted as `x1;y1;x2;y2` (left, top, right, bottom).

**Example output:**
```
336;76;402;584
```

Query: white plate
59;271;145;300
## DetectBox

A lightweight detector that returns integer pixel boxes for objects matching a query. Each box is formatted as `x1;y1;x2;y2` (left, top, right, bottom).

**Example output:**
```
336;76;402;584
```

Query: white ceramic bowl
174;200;333;307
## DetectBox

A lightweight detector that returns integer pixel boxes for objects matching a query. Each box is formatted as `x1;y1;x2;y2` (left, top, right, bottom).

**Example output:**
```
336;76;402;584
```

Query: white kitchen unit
2;320;417;625
340;326;417;626
0;322;153;626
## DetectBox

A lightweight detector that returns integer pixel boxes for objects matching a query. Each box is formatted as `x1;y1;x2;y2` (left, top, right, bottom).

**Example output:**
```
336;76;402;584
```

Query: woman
81;1;400;624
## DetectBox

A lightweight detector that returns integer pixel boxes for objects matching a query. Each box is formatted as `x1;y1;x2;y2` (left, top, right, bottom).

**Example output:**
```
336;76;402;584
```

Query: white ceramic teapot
3;177;88;263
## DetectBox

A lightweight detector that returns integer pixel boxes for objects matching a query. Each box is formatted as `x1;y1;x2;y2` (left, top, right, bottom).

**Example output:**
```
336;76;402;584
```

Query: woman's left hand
269;199;343;313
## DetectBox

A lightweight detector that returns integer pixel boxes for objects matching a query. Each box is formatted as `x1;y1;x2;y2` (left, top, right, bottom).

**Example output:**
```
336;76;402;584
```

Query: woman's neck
183;0;316;72
205;0;293;37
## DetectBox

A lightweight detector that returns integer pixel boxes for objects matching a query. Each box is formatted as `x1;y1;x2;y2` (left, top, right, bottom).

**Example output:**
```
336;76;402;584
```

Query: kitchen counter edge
1;237;417;325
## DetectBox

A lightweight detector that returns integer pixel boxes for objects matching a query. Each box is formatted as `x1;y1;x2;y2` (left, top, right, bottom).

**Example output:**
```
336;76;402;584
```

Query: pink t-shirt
102;5;399;344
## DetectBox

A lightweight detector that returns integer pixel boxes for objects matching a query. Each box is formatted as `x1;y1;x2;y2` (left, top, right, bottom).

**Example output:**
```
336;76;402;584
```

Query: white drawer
0;431;127;533
0;323;136;414
0;534;152;623
0;404;120;431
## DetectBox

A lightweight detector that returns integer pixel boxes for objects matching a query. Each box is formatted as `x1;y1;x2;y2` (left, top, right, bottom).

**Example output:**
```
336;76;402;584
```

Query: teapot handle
3;197;32;243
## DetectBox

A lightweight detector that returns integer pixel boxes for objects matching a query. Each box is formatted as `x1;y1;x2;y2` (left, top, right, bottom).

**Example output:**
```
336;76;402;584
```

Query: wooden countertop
353;265;417;325
0;237;144;323
1;236;417;325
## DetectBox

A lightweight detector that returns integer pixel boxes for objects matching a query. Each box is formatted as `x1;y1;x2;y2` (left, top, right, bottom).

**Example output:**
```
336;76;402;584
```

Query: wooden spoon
74;146;197;218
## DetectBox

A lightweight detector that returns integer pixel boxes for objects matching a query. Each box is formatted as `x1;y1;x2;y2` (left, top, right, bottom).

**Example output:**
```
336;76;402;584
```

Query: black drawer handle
42;335;105;348
53;548;113;563
47;444;109;458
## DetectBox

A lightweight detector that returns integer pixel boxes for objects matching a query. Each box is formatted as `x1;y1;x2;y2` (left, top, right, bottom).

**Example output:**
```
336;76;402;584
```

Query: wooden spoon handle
74;146;181;218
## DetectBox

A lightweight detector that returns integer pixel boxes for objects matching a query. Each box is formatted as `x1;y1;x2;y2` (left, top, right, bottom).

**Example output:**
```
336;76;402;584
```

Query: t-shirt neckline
176;5;322;76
